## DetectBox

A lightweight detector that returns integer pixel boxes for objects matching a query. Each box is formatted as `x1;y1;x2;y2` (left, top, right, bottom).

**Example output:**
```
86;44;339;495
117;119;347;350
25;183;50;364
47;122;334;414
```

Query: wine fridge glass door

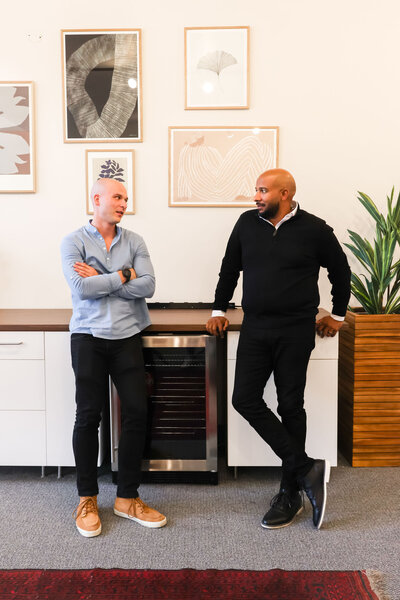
110;335;217;473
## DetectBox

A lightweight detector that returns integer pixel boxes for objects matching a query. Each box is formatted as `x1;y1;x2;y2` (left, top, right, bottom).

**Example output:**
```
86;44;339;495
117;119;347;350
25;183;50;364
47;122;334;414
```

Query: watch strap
122;268;131;282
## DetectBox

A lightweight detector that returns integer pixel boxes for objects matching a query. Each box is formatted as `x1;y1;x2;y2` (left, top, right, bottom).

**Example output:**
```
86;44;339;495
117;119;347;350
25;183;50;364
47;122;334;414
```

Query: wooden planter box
338;311;400;466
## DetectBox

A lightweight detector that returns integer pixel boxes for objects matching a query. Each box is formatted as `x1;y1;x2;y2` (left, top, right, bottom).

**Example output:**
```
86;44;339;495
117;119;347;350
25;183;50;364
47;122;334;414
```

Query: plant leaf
347;189;400;313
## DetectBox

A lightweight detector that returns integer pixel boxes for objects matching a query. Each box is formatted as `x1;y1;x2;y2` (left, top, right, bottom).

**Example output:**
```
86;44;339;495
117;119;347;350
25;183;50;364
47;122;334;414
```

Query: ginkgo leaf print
197;50;237;77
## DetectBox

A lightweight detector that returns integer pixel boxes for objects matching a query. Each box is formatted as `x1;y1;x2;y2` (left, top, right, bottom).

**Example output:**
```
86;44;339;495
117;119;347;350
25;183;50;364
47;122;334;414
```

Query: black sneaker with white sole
261;489;303;529
300;459;330;529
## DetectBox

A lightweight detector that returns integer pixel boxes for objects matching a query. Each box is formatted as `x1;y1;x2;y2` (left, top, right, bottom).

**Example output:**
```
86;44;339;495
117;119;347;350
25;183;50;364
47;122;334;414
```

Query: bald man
206;169;351;530
61;178;166;537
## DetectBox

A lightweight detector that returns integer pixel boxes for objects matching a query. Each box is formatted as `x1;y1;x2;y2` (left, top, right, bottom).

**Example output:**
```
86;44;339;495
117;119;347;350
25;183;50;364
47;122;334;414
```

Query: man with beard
206;168;350;530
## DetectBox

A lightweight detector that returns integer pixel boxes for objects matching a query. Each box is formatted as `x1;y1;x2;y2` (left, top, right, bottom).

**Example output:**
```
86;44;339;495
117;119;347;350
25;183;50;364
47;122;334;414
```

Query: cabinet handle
0;342;24;345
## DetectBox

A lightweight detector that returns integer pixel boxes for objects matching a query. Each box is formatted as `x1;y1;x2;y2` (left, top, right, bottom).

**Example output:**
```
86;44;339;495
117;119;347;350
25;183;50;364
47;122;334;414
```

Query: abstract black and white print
63;30;142;142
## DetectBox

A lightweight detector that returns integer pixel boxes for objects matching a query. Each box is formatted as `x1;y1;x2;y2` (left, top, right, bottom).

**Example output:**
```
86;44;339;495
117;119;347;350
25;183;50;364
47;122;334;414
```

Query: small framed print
0;81;36;193
169;126;279;207
185;26;249;110
86;149;135;214
62;29;142;142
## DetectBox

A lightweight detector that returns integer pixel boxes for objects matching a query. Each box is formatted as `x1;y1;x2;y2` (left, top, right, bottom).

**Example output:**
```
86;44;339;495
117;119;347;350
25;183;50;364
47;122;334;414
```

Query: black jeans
232;320;316;489
71;333;147;498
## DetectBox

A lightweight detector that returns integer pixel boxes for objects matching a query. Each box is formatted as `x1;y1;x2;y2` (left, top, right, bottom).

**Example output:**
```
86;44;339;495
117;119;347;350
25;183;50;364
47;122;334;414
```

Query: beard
257;201;280;220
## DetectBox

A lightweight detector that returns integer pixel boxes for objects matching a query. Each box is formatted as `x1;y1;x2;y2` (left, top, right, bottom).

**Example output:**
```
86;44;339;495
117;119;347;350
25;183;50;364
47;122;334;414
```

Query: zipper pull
273;229;277;237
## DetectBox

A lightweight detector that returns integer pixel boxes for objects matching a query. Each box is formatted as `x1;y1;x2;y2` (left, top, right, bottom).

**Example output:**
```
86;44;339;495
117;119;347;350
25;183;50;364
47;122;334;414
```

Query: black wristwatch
122;268;131;282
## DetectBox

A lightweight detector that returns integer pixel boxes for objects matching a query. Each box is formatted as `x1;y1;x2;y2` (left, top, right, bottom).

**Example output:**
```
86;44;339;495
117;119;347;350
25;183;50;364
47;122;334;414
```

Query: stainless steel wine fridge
110;334;218;483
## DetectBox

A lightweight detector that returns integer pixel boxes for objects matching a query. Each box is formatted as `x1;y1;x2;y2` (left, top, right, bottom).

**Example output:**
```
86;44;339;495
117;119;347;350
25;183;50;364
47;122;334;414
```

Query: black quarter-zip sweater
213;208;351;327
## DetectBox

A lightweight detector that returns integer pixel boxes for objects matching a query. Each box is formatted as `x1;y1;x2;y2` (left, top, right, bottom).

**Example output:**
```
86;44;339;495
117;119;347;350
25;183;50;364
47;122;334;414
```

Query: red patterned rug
0;569;383;600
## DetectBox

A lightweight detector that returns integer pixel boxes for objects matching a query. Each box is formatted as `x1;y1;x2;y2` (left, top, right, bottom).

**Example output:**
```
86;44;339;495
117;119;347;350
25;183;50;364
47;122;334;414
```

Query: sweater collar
258;202;299;230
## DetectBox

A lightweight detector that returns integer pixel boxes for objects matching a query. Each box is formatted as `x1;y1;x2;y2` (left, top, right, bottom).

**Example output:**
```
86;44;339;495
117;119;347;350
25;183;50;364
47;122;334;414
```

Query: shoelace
73;497;98;520
270;491;302;510
134;498;149;514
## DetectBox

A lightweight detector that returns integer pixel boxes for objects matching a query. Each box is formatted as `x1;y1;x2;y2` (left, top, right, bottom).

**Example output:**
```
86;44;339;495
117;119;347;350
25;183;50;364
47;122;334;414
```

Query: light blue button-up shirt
61;221;155;339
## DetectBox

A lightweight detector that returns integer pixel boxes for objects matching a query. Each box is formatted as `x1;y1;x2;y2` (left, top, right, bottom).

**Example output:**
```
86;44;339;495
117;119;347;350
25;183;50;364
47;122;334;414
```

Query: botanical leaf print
197;50;237;77
98;159;125;182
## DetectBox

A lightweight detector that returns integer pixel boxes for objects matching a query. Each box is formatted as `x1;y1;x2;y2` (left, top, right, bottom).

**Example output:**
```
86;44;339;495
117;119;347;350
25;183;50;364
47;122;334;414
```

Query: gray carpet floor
0;459;398;599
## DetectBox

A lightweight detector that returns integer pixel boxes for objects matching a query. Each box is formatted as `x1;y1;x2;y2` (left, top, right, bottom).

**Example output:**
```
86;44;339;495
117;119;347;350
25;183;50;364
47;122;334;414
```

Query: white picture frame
185;26;249;110
86;149;135;214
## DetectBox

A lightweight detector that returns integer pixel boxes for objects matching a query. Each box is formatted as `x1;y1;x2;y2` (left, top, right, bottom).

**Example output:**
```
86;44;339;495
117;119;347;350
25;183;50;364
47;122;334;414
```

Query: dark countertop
0;307;330;332
0;308;244;332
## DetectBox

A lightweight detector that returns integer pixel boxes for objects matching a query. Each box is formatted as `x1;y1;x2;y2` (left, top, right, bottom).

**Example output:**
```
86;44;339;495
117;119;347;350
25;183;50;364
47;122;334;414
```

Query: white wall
1;0;399;309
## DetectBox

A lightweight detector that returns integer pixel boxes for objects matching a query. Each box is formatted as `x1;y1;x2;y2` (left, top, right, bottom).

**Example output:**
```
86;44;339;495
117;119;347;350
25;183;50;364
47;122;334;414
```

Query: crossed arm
61;237;155;300
73;261;136;282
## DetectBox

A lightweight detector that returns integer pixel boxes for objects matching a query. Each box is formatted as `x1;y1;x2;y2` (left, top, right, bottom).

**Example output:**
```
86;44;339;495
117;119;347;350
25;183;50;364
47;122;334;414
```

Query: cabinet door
45;332;76;466
0;411;46;465
227;358;281;467
44;332;104;467
227;332;338;467
0;361;45;410
0;331;44;359
0;331;45;466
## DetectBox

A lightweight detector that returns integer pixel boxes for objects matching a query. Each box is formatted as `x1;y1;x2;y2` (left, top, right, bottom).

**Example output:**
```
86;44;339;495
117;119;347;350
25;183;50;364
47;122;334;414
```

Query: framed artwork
0;82;35;193
85;149;135;214
169;126;279;207
185;26;249;110
62;29;142;142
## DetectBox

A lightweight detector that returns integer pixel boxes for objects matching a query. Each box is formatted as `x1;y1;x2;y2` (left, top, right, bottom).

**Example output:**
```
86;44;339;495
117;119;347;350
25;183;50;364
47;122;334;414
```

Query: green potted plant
345;189;400;313
338;189;400;466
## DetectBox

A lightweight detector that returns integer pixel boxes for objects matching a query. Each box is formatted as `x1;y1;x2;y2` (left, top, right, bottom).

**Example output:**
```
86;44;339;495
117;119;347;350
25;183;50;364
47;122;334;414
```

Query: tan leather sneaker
114;497;167;528
73;496;102;538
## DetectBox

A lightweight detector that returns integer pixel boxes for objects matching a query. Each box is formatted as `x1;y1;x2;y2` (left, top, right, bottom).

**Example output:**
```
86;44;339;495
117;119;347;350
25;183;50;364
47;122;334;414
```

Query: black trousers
232;320;316;489
71;333;147;498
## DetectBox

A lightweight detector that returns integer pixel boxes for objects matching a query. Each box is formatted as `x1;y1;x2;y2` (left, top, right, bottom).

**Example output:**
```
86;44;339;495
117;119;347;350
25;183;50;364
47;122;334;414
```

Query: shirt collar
86;219;98;234
258;202;298;230
85;220;122;243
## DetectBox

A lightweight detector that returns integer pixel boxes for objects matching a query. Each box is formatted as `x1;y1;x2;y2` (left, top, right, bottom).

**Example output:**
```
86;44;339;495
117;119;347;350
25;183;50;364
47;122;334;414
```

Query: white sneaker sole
261;505;304;529
76;523;102;538
316;460;330;530
114;508;167;528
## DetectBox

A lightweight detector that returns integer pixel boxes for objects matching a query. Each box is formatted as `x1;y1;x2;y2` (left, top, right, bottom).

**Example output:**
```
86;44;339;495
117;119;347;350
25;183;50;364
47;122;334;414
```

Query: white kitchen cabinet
0;411;46;465
227;331;338;468
0;361;45;411
45;332;104;468
0;332;46;466
0;330;102;468
45;332;76;466
0;331;44;360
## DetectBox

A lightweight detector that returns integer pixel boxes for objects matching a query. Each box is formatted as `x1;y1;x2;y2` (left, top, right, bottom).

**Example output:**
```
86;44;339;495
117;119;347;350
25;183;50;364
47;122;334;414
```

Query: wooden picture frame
169;126;279;207
185;26;249;110
62;29;142;142
0;81;36;193
86;149;135;214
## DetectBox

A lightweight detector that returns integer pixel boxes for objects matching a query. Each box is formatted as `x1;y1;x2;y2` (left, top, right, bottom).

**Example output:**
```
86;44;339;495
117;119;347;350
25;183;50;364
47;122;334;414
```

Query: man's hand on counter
206;316;229;338
315;315;343;338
